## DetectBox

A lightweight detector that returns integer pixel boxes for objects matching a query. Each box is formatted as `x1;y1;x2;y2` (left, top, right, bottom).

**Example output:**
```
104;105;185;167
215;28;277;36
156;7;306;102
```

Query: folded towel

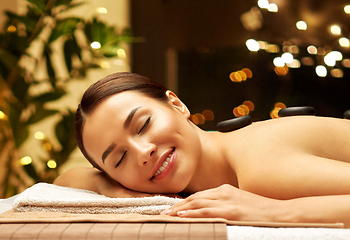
13;183;182;215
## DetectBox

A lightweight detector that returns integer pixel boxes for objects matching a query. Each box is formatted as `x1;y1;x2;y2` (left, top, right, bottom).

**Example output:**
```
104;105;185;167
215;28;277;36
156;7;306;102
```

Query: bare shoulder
229;116;350;199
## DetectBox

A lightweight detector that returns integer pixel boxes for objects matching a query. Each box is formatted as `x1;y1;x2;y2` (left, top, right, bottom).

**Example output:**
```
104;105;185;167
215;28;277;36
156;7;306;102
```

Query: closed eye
138;117;151;134
116;151;126;168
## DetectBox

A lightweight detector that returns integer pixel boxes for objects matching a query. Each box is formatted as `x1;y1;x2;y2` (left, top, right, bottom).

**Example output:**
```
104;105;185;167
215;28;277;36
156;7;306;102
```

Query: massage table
1;183;350;240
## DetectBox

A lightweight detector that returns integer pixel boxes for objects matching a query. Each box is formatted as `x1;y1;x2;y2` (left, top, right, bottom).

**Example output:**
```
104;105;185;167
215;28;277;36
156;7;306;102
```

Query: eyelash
116;151;126;168
115;117;151;168
138;117;151;134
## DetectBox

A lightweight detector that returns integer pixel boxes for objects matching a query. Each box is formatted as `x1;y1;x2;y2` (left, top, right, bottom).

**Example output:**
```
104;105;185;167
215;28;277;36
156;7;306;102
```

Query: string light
307;45;318;55
281;53;293;64
268;3;278;12
296;21;307;30
339;37;350;47
91;41;101;49
345;5;350;14
47;160;57;169
246;39;260;51
34;131;45;140
330;25;341;35
20;156;32;165
96;7;107;14
273;57;284;67
257;0;269;9
0;111;6;120
315;65;327;77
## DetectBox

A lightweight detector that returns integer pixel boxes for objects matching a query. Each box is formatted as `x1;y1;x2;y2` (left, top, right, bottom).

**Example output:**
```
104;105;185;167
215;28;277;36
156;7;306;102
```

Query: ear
166;90;190;118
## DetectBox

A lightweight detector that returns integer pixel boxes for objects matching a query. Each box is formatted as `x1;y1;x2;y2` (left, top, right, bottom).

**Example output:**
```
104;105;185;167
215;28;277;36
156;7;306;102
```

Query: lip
150;148;176;180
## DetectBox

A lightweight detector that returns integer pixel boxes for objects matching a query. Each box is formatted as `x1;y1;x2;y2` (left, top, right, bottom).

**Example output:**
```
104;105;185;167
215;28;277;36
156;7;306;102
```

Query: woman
54;72;350;227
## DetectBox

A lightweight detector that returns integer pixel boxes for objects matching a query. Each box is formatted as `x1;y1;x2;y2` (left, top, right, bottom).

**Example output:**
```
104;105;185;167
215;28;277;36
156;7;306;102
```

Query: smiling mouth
152;148;175;178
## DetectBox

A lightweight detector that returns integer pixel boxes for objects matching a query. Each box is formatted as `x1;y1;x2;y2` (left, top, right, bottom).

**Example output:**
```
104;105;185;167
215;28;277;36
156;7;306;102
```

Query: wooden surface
0;223;227;240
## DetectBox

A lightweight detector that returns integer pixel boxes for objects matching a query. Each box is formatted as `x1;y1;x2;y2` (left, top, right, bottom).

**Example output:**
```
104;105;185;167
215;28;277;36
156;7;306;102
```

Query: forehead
81;91;166;161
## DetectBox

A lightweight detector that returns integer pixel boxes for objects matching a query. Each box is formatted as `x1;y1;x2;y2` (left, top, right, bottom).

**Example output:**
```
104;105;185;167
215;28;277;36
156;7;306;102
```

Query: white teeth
154;153;172;177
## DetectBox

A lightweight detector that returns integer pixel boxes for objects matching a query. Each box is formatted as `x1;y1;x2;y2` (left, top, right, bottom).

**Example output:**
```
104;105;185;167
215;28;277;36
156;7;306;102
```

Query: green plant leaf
23;163;39;181
48;18;80;43
55;109;77;164
11;75;29;104
44;47;56;87
63;37;81;73
26;104;59;125
30;88;67;103
27;0;47;12
14;125;29;148
54;0;73;7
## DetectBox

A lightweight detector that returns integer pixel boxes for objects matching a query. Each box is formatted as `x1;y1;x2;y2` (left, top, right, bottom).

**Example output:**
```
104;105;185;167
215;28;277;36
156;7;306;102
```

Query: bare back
222;116;350;200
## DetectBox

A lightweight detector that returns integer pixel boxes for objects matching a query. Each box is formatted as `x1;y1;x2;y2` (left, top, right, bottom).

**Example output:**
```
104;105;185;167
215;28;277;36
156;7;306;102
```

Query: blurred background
0;0;350;197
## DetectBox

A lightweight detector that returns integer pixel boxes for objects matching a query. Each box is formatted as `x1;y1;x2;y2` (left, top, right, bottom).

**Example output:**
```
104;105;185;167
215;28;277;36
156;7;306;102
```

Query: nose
130;140;156;165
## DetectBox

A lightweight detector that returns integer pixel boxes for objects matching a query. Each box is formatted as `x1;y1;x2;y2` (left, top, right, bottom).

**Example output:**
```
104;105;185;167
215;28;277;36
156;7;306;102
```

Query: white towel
13;183;182;215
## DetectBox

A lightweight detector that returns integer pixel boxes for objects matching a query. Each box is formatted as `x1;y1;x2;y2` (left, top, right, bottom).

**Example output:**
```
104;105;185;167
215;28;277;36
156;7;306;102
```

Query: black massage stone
278;106;316;117
217;115;253;132
344;110;350;119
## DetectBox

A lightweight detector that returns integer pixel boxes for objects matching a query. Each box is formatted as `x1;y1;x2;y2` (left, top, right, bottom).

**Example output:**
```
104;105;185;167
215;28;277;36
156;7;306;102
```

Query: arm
162;184;350;227
54;167;152;198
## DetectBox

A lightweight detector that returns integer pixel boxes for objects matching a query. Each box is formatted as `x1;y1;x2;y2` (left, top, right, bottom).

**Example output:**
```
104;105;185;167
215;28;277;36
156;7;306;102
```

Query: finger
165;199;217;216
176;207;226;219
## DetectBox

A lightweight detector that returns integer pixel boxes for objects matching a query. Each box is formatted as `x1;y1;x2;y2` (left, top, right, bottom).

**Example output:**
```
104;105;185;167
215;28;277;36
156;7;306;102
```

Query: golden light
342;59;350;67
274;66;289;75
91;41;101;49
301;57;314;66
330;69;343;78
290;45;299;54
345;5;350;14
324;51;342;67
7;25;16;32
315;65;327;77
246;39;260;51
190;115;199;125
230;72;242;82
47;160;57;169
20;156;32;165
96;7;108;14
268;3;278;12
43;142;52;151
273;57;285;67
275;102;286;109
287;59;301;68
202;110;214;121
194;113;205;125
240;104;250;115
100;61;110;68
0;111;6;120
117;48;126;58
34;131;45;140
238;71;247;81
317;47;326;55
266;44;280;53
339;37;350;47
233;106;246;117
242;68;253;78
258;0;269;9
296;21;307;30
330;25;341;35
281;53;293;64
243;100;255;111
258;41;268;50
307;45;318;55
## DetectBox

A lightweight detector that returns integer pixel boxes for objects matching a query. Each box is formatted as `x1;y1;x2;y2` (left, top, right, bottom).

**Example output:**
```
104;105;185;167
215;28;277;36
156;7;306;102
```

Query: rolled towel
13;183;182;215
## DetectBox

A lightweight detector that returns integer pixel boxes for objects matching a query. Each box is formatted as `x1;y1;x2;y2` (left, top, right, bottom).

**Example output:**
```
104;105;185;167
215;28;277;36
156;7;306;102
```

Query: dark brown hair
74;72;168;171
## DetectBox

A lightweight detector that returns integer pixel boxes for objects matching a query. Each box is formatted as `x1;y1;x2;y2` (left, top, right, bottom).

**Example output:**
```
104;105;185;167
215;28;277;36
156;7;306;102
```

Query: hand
161;184;283;222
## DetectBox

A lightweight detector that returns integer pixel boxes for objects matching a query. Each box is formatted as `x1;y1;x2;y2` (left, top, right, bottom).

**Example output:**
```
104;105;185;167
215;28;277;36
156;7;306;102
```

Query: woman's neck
183;128;239;194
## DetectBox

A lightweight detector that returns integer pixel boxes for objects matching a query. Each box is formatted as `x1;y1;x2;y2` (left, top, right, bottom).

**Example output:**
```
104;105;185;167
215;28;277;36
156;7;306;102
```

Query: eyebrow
124;107;141;129
101;107;141;164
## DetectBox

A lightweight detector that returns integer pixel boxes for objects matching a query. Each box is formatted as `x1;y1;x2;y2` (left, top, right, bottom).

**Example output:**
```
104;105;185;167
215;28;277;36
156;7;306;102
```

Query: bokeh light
7;25;16;32
96;7;107;14
34;131;45;140
330;69;343;78
268;3;278;12
315;65;327;77
339;37;350;47
246;39;260;51
307;45;318;55
202;110;214;121
345;5;350;14
91;41;101;49
47;160;57;169
20;156;32;165
330;25;341;35
296;21;307;30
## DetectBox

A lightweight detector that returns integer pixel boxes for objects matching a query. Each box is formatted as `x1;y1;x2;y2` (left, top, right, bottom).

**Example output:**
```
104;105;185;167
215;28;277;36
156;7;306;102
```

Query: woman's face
82;90;202;193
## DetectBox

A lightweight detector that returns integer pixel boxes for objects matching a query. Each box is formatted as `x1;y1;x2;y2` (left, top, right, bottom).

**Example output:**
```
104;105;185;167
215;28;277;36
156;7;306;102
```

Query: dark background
131;0;350;130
